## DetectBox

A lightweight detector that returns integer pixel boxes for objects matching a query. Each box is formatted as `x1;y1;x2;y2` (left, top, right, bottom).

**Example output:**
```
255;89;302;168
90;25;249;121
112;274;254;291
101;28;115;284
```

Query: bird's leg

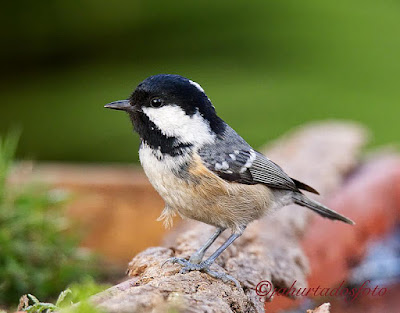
161;227;224;267
189;227;225;264
200;232;242;268
163;230;244;288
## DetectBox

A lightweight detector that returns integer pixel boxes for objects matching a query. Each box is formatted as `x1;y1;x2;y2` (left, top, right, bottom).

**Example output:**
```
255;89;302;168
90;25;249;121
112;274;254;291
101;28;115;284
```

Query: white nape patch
142;105;215;146
239;149;256;173
189;80;205;93
189;80;215;109
229;153;236;161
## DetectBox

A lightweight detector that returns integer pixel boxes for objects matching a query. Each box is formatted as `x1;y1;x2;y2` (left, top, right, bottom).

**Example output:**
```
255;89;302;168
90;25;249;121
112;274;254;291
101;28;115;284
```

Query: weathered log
90;121;366;313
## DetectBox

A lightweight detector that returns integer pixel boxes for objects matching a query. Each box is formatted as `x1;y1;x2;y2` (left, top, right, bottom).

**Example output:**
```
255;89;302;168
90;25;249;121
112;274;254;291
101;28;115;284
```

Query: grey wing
200;147;298;191
250;152;319;194
249;151;299;191
198;126;318;194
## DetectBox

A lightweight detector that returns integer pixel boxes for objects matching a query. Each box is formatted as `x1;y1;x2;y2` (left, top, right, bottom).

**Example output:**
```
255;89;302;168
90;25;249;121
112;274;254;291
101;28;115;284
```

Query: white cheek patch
142;105;215;145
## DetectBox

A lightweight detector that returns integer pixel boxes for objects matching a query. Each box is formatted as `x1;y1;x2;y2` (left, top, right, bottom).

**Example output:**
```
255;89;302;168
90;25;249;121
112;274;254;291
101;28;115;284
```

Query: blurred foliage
0;132;98;306
0;1;399;162
19;277;109;313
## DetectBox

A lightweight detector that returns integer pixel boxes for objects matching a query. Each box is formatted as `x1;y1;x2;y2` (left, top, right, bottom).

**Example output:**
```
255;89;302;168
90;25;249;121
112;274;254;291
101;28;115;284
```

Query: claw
204;268;241;289
161;256;196;268
161;257;172;268
161;257;182;268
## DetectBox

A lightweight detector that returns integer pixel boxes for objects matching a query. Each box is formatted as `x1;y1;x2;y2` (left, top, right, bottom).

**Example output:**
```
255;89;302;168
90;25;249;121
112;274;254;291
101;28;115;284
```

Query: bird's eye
150;98;163;108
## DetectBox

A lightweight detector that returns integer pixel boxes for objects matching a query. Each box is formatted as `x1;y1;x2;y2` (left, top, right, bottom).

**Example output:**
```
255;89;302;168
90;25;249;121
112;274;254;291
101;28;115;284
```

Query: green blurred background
1;0;399;163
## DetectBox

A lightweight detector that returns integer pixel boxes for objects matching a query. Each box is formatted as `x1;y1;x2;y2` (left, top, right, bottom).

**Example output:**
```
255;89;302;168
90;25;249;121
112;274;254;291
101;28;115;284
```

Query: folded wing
198;126;318;194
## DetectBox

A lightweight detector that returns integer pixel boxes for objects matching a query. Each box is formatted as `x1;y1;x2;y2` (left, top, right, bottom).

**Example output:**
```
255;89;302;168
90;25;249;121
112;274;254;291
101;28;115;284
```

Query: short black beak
104;100;132;111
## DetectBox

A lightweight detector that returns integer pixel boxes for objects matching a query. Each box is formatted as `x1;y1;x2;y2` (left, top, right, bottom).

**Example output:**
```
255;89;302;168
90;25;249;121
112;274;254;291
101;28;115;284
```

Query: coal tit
105;74;354;287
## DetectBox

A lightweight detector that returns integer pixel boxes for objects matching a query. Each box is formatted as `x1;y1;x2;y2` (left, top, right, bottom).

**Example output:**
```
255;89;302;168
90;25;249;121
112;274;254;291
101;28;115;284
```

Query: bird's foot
205;268;241;289
162;257;207;273
161;257;240;289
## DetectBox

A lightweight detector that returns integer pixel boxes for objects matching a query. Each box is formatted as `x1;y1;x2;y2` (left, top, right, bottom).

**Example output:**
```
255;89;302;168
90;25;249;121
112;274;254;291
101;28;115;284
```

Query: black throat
129;111;192;157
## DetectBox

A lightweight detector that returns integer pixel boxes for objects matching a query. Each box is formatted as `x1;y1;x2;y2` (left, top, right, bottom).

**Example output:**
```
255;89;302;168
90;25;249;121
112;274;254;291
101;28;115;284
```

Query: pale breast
139;144;193;208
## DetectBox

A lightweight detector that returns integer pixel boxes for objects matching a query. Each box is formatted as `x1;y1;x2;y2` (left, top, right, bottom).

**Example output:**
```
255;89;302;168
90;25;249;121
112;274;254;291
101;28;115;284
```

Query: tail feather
292;193;355;225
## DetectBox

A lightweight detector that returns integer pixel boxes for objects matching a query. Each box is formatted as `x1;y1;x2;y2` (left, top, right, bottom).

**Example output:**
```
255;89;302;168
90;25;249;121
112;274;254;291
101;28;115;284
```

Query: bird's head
105;74;225;150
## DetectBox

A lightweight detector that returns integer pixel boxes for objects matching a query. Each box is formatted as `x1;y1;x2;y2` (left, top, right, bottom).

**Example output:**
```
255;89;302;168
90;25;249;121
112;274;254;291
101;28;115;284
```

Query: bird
104;74;354;287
